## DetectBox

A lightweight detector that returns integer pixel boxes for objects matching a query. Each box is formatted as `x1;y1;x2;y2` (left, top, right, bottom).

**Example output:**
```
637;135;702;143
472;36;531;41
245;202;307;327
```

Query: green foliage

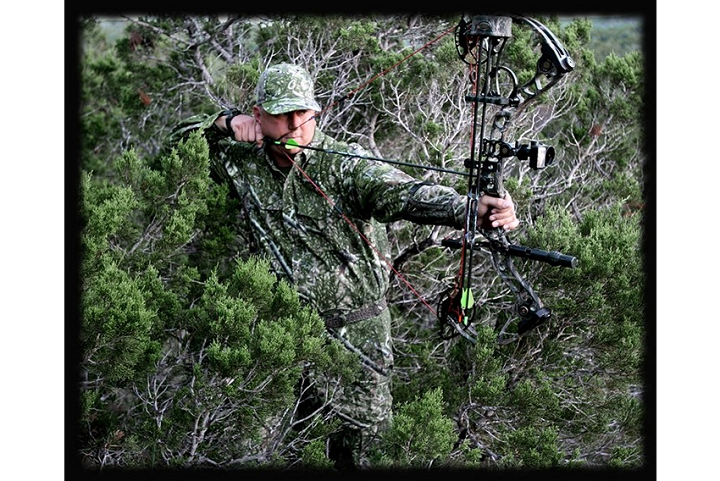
389;328;456;405
225;60;263;111
527;203;644;370
79;124;359;468
374;387;456;467
510;376;561;421
299;439;334;469
336;19;382;53
501;426;563;468
561;17;593;51
81;258;162;383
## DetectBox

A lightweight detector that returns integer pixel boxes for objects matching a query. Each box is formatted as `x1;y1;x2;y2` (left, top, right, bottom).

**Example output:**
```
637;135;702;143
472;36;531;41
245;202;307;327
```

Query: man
168;63;519;468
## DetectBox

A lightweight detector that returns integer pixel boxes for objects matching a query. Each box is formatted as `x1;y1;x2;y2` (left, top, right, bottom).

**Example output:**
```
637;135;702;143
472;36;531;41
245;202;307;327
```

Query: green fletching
284;138;300;148
461;288;474;309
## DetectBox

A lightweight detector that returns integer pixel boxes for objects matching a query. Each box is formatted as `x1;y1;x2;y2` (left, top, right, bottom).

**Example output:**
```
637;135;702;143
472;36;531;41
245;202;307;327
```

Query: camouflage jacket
169;111;467;319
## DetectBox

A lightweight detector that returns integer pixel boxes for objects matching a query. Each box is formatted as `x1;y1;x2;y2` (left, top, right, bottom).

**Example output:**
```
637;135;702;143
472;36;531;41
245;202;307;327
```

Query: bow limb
509;14;576;102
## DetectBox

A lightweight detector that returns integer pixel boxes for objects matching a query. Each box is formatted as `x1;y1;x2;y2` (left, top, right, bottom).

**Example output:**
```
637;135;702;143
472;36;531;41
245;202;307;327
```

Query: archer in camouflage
167;62;519;468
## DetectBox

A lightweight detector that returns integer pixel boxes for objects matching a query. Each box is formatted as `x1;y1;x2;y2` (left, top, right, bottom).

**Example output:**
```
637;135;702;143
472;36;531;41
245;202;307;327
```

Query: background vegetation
73;12;647;473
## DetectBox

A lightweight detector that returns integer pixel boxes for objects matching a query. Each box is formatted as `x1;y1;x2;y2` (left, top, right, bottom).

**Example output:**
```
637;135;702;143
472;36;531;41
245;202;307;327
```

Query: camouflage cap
255;63;321;115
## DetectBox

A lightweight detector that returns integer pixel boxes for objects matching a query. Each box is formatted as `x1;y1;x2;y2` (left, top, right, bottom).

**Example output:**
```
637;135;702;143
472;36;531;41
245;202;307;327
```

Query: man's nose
287;112;302;129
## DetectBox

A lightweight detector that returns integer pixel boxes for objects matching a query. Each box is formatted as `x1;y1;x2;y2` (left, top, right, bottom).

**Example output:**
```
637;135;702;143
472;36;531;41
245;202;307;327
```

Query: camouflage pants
309;307;394;466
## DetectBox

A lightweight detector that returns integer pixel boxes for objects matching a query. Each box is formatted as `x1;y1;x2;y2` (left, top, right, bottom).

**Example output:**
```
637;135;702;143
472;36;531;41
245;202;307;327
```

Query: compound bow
437;13;578;345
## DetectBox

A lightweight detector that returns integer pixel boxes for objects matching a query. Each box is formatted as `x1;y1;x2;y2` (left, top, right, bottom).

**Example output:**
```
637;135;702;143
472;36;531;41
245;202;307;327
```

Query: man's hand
222;114;264;147
478;192;520;231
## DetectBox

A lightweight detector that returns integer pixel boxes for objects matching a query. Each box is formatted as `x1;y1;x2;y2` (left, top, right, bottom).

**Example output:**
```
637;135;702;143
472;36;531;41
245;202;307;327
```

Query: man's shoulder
312;128;335;148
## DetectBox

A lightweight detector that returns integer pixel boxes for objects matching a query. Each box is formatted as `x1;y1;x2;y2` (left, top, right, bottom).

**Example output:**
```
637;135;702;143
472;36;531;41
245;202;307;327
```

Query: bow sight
502;140;555;170
468;139;556;171
439;13;578;345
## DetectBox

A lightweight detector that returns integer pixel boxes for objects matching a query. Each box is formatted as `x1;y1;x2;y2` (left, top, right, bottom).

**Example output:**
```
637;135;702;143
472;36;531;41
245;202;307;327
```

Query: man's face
254;106;316;158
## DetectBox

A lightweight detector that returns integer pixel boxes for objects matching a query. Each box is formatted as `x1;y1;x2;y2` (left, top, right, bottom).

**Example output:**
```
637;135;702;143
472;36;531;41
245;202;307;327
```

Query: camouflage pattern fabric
255;63;322;114
324;308;394;433
307;308;394;466
166;110;467;462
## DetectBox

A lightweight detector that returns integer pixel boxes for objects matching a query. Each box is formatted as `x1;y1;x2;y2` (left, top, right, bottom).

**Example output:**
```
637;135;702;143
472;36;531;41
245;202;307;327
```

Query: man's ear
253;105;262;121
